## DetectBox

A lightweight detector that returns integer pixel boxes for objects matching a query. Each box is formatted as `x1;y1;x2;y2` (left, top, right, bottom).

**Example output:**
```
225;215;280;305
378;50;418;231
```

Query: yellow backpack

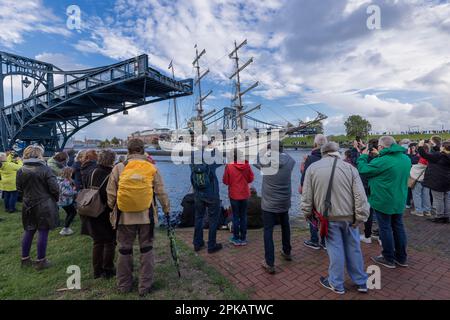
117;160;156;213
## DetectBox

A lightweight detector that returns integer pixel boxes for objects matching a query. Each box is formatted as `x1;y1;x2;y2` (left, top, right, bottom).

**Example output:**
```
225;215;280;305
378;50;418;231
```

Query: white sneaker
360;234;372;244
60;227;74;236
411;210;424;217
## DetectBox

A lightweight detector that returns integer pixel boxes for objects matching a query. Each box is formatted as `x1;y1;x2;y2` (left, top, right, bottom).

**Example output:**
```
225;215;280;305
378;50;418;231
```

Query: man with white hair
301;134;328;250
302;142;370;295
357;136;411;269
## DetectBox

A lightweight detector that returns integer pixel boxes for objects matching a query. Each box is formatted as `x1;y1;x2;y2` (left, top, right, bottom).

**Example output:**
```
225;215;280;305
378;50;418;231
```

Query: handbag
76;169;110;218
312;157;338;238
408;168;426;189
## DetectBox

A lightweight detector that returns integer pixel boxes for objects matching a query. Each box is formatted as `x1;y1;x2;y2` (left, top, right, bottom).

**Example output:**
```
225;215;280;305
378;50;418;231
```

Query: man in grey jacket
255;143;296;274
301;142;370;295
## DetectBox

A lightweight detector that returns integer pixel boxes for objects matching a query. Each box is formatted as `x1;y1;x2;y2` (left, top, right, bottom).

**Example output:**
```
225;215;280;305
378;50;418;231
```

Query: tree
111;137;120;146
344;115;372;138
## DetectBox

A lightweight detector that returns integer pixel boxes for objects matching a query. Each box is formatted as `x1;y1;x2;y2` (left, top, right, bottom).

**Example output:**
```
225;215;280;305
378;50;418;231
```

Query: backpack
76;170;110;218
190;163;211;191
117;160;156;213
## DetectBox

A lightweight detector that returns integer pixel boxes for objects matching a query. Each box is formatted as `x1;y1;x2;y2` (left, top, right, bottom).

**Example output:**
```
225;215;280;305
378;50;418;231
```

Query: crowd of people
0;132;449;296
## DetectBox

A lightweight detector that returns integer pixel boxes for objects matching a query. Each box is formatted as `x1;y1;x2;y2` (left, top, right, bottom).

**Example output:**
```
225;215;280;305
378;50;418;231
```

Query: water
154;150;310;216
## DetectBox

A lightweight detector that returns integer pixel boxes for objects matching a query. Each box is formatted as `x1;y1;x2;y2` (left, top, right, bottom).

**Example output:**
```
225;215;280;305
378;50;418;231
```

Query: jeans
430;190;450;218
326;221;368;291
22;229;49;260
193;196;220;250
309;223;326;246
4;191;18;212
62;203;77;228
230;199;248;241
263;210;291;267
375;210;408;264
412;182;431;213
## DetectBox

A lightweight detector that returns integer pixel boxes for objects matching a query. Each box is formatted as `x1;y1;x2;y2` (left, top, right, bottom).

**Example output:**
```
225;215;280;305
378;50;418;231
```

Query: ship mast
168;60;179;130
192;45;214;125
228;39;261;130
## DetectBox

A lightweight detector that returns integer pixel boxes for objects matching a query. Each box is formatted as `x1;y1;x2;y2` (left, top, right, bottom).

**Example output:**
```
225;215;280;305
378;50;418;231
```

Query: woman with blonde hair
16;145;59;270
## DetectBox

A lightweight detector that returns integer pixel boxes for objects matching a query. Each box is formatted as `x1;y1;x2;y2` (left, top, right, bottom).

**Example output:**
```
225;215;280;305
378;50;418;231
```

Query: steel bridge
0;51;193;154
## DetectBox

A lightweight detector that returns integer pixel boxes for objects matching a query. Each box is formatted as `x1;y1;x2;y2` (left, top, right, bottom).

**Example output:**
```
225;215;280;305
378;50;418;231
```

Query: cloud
0;0;70;48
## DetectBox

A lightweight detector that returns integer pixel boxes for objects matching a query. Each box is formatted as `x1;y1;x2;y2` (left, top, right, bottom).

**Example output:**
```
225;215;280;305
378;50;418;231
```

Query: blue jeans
309;223;326;246
375;210;407;264
193;196;220;250
4;191;18;212
326;221;368;291
412;182;431;213
230;199;248;241
263;210;291;267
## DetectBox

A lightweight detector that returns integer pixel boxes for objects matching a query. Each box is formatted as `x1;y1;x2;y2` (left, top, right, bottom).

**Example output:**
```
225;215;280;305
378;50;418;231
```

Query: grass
284;133;450;148
0;205;248;300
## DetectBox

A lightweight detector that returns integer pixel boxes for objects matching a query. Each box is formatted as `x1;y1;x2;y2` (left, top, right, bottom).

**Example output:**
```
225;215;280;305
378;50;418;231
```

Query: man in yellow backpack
107;138;170;296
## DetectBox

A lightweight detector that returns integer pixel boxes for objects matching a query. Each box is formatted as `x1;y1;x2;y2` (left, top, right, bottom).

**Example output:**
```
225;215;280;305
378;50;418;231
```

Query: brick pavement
176;212;450;300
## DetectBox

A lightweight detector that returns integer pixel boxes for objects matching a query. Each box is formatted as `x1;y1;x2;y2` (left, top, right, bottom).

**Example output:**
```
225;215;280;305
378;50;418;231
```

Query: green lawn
0;205;248;300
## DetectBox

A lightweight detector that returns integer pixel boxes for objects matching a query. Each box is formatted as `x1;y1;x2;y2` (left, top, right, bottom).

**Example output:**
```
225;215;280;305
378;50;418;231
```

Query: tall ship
159;40;327;153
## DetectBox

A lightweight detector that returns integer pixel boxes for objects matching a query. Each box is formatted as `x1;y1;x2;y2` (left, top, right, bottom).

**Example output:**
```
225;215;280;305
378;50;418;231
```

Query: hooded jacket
0;158;23;191
418;147;450;192
301;154;370;223
357;144;411;215
223;162;255;200
254;152;296;213
47;157;66;177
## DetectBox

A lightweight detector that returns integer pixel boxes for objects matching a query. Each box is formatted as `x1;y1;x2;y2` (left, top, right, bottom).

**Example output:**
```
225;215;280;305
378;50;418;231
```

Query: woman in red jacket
223;150;254;246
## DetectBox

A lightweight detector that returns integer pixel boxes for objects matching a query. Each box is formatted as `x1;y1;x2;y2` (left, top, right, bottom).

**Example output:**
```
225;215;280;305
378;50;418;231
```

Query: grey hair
378;136;396;148
321;142;339;155
314;134;328;147
23;145;44;160
98;149;116;167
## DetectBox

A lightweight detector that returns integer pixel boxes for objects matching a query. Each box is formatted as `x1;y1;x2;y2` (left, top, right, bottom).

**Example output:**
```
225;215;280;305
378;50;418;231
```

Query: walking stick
166;214;181;278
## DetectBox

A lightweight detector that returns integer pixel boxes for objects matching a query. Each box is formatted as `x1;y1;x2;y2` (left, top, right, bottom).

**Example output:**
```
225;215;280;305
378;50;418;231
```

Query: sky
1;0;450;140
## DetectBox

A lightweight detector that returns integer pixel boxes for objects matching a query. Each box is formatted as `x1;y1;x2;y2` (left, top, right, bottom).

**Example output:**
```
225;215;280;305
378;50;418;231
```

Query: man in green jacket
357;136;411;269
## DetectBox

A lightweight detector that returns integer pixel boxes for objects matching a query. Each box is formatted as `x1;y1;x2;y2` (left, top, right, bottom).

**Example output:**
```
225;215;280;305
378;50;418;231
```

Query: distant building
128;128;171;145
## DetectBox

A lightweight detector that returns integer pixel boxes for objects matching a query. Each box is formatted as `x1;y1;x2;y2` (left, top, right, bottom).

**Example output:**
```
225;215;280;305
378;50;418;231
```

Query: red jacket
223;162;254;200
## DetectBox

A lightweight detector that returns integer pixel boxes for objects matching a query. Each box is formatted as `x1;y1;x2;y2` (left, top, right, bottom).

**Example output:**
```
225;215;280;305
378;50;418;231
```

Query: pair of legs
92;239;116;278
309;223;326;247
263;210;291;267
411;183;431;213
374;210;407;264
326;221;368;292
363;208;375;238
193;196;220;251
62;203;77;228
4;190;18;212
117;224;154;295
430;190;450;218
22;228;49;261
230;199;248;241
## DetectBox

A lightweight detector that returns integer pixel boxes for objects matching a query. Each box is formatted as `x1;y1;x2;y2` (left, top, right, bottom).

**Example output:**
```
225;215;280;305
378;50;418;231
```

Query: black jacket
418;147;450;192
300;148;322;187
80;164;115;242
16;159;60;231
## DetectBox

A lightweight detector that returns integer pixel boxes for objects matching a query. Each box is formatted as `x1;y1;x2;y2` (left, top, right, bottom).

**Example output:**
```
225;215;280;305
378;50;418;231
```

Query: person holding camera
0;151;23;213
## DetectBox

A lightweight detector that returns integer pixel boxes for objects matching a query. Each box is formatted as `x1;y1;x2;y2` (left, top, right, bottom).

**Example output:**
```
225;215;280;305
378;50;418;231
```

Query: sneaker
394;259;409;268
303;240;321;250
281;251;292;261
371;255;396;269
59;227;74;236
319;276;345;295
360;234;372;244
208;243;223;254
410;210;424;217
34;258;52;271
423;211;432;217
239;240;248;246
405;205;411;209
229;237;241;246
320;242;327;250
21;257;32;268
262;263;275;275
429;217;450;224
357;283;368;293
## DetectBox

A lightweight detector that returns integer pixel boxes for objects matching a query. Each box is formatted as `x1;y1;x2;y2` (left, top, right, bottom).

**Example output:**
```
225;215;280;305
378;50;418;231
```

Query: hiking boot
394;259;409;268
429;217;449;224
21;257;32;268
303;240;321;250
371;255;396;269
410;210;424;217
34;259;52;271
360;234;372;244
319;276;345;295
262;263;275;275
357;283;368;293
229;237;241;246
281;251;292;261
59;227;74;236
208;243;223;254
